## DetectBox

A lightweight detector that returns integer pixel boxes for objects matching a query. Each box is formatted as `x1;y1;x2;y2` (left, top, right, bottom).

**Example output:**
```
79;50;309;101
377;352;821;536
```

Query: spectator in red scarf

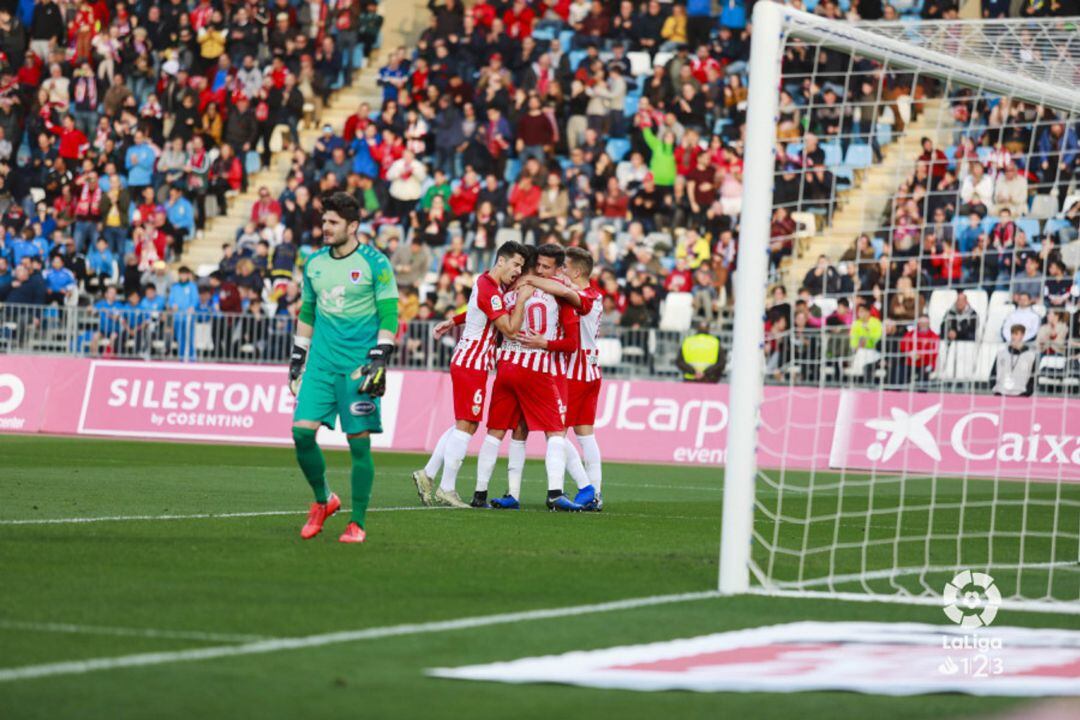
72;170;103;252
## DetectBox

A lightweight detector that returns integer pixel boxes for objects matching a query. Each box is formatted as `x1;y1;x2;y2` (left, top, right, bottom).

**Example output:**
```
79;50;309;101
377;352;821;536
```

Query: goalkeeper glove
288;336;310;396
351;343;395;397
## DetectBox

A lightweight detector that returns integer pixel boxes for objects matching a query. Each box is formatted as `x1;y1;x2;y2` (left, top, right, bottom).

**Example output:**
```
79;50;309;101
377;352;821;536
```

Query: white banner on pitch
429;622;1080;696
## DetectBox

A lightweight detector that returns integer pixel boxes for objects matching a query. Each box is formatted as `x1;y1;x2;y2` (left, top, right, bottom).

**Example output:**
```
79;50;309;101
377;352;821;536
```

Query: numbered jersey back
498;290;561;375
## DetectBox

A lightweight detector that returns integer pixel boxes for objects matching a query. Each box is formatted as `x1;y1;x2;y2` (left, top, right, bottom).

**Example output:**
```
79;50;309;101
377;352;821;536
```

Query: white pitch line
0;620;271;644
0;506;446;526
0;590;721;683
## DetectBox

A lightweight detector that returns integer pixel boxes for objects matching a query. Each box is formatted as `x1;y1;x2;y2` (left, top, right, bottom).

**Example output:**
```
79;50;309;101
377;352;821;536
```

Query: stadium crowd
0;0;1078;392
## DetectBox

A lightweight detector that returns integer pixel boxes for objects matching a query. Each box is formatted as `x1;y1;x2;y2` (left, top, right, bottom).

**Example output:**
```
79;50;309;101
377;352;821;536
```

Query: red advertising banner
1;356;1077;482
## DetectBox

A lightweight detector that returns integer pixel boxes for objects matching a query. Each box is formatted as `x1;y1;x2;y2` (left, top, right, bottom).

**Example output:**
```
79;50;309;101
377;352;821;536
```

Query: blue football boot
489;494;520;510
546;494;584;512
582;491;603;512
572;485;596;507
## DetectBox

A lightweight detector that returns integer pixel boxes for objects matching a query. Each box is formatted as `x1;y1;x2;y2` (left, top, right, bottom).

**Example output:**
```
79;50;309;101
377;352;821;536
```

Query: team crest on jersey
490;295;503;311
472;404;481;416
349;269;362;284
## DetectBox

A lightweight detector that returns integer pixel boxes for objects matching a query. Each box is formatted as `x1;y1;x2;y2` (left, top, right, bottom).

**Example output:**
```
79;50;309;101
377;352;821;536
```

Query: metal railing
0;302;717;379
3;302;1075;395
0;303;296;364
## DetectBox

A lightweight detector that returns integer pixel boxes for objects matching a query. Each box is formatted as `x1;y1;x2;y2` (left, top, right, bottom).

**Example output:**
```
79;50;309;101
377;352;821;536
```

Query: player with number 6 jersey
411;241;531;509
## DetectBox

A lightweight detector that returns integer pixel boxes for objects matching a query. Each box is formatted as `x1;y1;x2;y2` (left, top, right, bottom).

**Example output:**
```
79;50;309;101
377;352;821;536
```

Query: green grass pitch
0;435;1075;719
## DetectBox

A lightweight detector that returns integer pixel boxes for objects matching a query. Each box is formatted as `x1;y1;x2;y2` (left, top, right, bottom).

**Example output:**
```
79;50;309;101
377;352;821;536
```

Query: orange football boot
338;522;366;544
300;493;340;539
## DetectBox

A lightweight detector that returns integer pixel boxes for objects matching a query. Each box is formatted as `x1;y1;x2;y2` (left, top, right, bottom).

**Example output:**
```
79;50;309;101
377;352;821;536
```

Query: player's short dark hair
536;243;565;267
496;240;528;263
321;192;360;224
564;246;593;276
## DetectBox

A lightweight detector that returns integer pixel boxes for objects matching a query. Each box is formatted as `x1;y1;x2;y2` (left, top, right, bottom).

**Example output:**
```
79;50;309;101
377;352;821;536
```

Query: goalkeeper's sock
564;440;589;490
544;436;567;494
423;426;454;478
507;439;527;499
292;427;329;504
439;429;472;493
579;433;603;492
347;436;374;528
475;435;501;493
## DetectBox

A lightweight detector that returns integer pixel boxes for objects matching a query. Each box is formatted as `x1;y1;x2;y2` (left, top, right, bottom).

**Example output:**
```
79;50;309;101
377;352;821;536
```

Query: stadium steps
179;0;429;272
784;99;953;290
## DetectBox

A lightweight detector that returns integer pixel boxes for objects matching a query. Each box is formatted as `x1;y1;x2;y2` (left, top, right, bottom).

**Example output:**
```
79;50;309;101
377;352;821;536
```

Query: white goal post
721;1;1080;615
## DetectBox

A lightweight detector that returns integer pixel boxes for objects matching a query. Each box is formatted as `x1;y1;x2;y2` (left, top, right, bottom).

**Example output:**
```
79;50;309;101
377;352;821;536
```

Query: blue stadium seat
714;117;732;136
1015;218;1041;242
833;165;854;187
1043;218;1072;239
532;26;556;42
944;145;958;170
569;50;588;72
559;29;575;50
624;94;639;117
875;123;892;146
844;143;873;169
606;138;631;162
976;146;993;165
785;142;803;161
504;158;521;183
822;141;843;167
871;236;886;258
981;216;999;235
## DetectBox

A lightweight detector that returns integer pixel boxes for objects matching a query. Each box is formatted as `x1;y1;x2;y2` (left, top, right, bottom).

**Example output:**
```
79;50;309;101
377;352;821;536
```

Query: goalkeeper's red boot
338;522;366;544
300;493;340;539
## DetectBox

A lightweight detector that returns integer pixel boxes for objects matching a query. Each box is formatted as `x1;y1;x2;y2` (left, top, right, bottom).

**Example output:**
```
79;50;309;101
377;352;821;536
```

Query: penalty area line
0;506;447;526
0;590;721;683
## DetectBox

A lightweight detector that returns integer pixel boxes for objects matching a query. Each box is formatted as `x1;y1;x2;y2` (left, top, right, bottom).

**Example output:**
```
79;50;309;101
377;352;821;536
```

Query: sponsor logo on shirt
490;295;503;311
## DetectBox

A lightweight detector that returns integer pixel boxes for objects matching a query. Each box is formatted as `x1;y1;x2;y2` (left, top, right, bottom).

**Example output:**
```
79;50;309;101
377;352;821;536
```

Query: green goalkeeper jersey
302;243;398;374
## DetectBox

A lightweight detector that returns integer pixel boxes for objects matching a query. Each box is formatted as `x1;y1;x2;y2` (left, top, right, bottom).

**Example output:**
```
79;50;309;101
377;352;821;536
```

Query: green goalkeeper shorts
293;364;383;436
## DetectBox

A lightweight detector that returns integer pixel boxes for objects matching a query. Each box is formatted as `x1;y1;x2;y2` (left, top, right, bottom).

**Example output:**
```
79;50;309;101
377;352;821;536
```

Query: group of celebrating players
412;240;604;514
287;193;604;545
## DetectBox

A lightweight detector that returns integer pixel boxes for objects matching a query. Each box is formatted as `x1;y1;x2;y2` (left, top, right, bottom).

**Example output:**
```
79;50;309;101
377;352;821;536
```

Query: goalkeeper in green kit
289;193;398;544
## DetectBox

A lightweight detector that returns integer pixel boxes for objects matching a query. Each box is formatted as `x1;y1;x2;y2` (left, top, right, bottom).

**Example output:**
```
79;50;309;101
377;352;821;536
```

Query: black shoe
470;491;489;508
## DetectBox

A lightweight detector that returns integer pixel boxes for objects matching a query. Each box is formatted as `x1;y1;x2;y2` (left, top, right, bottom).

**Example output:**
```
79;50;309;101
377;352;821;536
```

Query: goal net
721;2;1080;615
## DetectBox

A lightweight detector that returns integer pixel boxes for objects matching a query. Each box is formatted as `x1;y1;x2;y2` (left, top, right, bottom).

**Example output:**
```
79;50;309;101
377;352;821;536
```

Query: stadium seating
659;293;694;332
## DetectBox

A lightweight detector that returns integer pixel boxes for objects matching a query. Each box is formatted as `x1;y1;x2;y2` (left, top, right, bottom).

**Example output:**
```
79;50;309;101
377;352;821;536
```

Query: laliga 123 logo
943;570;1001;628
865;404;942;462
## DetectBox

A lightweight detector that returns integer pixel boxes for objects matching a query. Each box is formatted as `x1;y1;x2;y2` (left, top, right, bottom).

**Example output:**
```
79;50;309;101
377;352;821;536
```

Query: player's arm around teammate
289;192;399;544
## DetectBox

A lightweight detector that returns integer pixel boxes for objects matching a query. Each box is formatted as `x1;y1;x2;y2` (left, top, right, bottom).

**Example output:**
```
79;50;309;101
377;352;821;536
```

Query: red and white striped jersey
563;286;603;382
497;289;577;375
451;272;508;371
